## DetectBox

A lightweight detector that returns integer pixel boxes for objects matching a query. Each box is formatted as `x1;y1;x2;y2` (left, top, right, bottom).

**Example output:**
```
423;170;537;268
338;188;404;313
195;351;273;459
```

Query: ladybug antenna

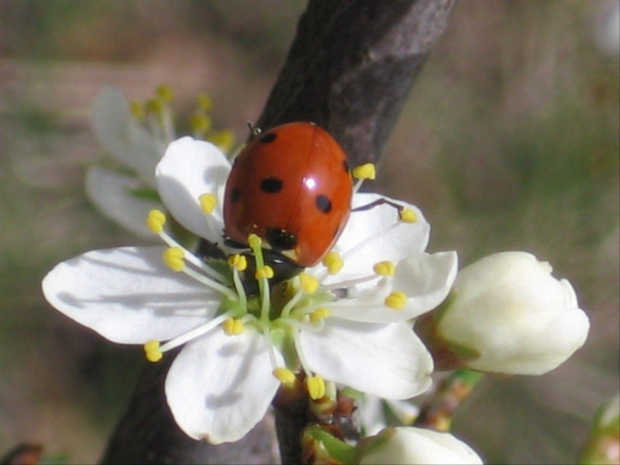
247;121;262;138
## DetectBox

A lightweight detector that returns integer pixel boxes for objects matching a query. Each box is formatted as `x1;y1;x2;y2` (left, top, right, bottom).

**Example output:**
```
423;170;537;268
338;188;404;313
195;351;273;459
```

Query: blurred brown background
0;1;618;463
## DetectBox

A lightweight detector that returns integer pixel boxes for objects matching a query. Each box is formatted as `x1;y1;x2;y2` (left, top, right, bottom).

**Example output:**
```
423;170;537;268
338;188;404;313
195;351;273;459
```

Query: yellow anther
223;317;245;336
228;254;248;271
307;375;326;400
352;163;376;180
210;129;236;153
156;85;175;103
310;307;331;324
248;234;262;249
145;98;164;115
197;92;213;111
299;272;319;294
400;208;418;223
144;340;163;362
385;291;408;310
273;367;297;385
374;261;396;277
163;247;186;272
255;266;274;280
189;113;212;134
199;193;217;214
147;209;166;234
322;251;344;275
130;100;145;122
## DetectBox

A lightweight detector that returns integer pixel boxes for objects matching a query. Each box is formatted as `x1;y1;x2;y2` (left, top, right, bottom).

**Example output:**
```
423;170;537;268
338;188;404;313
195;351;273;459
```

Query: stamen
130;100;145;122
199;193;217;214
144;340;163;362
210;129;236;154
352;163;376;180
229;255;248;308
299;272;319;294
222;317;245;336
307;375;326;400
255;266;274;280
400;208;418;223
248;234;272;322
322;251;344;275
228;254;247;271
352;163;376;192
181;265;238;300
163;247;186;272
273;367;296;385
190;113;212;137
145;98;164;116
156;85;175;104
159;313;230;353
147;209;166;234
248;234;263;251
147;210;228;284
197;92;213;111
374;261;396;277
309;307;331;324
385;291;408;310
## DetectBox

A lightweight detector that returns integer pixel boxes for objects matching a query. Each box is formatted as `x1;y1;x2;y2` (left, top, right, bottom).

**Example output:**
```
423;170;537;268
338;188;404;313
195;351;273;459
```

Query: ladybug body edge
223;122;353;270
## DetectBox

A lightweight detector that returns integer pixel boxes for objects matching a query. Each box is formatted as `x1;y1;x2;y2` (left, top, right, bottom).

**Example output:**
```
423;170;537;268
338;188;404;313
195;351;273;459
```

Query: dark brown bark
257;0;456;166
101;1;455;463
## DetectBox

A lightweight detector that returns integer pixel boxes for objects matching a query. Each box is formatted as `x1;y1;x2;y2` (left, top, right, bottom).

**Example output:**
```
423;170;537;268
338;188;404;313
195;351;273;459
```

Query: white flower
417;251;590;375
43;137;457;443
87;87;165;238
355;426;483;465
356;394;419;435
87;87;235;239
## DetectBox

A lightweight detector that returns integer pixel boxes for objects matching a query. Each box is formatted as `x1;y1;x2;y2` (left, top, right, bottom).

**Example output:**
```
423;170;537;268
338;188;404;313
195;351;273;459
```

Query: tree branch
100;1;455;463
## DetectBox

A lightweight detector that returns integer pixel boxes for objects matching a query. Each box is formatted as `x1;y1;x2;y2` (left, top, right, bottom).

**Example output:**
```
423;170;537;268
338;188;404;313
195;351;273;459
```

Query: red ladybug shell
223;122;353;267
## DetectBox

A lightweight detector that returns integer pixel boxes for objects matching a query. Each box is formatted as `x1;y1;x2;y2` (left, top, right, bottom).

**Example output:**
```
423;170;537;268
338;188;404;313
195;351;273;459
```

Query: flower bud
416;252;590;375
355;427;483;465
579;393;620;465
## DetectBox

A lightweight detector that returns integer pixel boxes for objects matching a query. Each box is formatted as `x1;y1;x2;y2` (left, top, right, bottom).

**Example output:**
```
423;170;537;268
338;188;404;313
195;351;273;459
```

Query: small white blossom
355;426;483;465
419;251;590;375
87;87;165;238
43;137;457;443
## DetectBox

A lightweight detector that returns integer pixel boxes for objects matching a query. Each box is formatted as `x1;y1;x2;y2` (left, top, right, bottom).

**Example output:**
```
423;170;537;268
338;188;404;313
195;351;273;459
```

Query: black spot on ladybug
260;177;284;193
316;195;332;214
259;132;277;144
343;160;350;173
266;228;298;251
230;187;241;203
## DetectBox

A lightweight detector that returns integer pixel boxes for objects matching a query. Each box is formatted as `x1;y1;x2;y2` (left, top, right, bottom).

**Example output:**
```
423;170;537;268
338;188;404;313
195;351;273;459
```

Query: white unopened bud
421;252;590;375
355;427;483;465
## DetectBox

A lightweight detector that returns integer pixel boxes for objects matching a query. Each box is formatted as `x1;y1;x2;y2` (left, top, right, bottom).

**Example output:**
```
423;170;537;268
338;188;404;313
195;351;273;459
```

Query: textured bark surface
257;0;455;166
101;1;455;463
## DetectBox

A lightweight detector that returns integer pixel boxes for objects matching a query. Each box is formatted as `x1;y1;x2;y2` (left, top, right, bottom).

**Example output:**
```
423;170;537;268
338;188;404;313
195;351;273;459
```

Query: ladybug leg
351;198;404;215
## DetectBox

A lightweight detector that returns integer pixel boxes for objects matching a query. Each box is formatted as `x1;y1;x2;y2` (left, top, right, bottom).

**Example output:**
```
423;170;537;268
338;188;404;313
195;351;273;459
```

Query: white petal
165;327;282;443
42;246;219;343
392;251;458;318
359;427;483;465
156;137;230;244
329;252;457;323
85;166;162;240
316;193;430;287
301;320;433;399
90;86;163;185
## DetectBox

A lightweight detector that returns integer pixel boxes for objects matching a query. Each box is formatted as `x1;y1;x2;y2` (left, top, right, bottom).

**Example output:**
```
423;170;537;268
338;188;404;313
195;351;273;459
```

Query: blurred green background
0;1;617;463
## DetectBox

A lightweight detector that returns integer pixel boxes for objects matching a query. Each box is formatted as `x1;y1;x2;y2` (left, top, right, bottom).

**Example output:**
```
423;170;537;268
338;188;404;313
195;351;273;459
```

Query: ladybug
223;122;353;275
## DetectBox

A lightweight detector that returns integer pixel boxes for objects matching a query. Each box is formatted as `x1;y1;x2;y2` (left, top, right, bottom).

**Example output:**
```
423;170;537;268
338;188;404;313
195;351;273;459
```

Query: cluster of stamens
129;85;236;153
143;163;419;400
